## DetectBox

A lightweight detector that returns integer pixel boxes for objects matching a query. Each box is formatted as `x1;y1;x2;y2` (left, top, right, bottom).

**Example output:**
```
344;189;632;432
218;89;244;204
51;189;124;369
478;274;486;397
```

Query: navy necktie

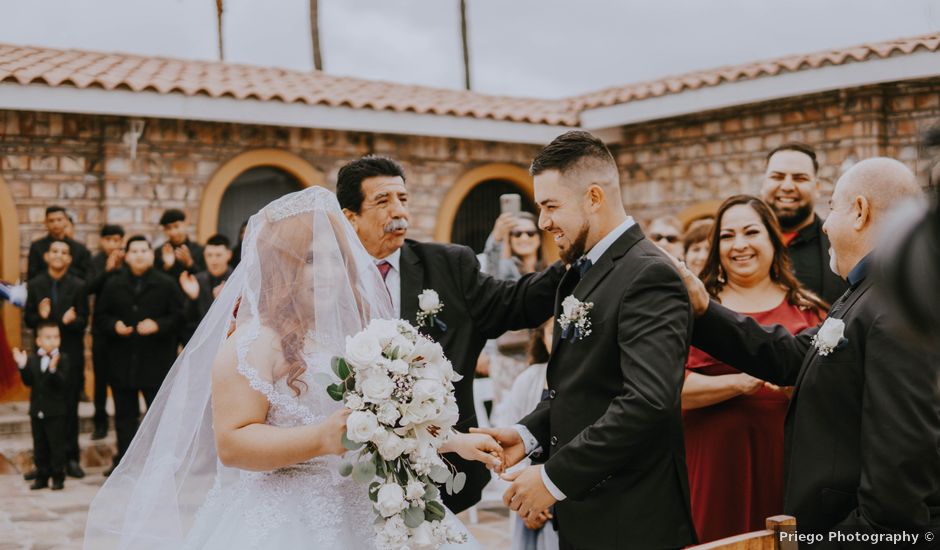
576;257;593;277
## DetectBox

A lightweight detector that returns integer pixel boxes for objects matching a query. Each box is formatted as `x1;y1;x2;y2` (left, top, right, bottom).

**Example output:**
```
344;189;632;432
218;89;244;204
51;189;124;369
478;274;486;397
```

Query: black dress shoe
30;478;49;490
91;425;108;440
23;468;38;481
51;478;65;491
66;460;85;479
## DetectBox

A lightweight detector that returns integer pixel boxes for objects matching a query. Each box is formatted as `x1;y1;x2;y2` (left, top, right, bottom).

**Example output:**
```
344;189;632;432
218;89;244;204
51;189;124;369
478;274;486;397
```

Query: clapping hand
161;243;176;269
61;306;77;325
11;347;27;368
38;297;52;320
105;249;124;271
114;320;134;336
48;353;60;373
469;426;527;471
175;245;194;268
179;272;200;300
137;319;159;336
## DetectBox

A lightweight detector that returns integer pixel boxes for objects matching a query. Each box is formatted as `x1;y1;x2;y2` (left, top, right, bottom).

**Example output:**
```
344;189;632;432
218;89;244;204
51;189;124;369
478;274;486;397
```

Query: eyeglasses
511;230;539;238
651;233;679;244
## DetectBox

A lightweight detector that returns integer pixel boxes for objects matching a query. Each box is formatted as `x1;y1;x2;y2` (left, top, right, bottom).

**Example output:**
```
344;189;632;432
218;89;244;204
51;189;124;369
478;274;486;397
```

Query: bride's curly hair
254;210;371;396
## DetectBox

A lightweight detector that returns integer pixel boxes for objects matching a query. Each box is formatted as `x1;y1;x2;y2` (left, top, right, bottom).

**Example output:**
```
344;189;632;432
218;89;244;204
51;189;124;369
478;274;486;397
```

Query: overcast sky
1;0;939;98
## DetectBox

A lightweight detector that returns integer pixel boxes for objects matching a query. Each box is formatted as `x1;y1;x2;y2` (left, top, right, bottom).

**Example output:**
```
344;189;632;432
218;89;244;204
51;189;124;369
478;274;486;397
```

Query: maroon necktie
377;261;392;281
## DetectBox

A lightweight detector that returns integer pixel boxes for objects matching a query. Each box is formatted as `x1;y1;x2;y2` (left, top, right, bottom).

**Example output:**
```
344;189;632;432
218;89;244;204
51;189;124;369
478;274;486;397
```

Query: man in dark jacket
95;236;184;476
179;234;232;344
27;206;92;280
156;208;204;278
86;224;126;439
761;143;848;305
24;238;88;479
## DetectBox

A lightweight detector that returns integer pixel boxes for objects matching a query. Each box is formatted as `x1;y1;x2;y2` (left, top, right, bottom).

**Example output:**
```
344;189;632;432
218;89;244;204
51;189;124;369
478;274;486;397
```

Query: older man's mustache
384;218;409;233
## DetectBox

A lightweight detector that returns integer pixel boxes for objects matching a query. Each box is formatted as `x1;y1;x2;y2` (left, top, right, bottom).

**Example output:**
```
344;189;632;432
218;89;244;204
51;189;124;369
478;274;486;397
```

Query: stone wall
613;77;940;221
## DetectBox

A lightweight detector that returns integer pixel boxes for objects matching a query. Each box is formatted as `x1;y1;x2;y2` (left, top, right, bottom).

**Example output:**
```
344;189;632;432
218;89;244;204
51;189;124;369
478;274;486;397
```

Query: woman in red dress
682;195;827;542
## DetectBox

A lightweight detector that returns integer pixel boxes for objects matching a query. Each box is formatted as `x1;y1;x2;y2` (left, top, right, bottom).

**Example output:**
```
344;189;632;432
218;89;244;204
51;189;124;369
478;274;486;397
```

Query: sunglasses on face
651;233;680;244
511;230;539;238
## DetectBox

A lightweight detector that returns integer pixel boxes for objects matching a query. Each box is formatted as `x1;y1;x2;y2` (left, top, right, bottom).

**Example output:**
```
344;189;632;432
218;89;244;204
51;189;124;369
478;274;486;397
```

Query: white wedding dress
84;187;478;550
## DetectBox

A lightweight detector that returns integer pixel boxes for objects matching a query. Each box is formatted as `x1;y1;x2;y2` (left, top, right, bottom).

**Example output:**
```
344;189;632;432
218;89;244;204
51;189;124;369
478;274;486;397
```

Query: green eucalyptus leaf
342;432;364;451
445;474;454;495
368;481;381;502
338;461;353;477
352;459;377;484
425;500;446;521
452;472;466;494
403;505;424;529
337;358;350;379
327;383;345;401
313;372;336;388
331;356;342;377
428;465;450;484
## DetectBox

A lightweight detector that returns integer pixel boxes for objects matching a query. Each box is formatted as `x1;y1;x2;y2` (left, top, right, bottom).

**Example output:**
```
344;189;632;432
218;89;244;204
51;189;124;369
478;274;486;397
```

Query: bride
84;187;499;549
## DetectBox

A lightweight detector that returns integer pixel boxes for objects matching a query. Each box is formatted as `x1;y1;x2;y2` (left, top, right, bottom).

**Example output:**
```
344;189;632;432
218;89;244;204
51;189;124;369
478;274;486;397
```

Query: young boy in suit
13;321;71;490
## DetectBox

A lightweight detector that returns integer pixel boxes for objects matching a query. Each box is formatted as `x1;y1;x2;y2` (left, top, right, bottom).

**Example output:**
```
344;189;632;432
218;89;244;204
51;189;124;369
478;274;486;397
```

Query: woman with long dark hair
681;194;826;542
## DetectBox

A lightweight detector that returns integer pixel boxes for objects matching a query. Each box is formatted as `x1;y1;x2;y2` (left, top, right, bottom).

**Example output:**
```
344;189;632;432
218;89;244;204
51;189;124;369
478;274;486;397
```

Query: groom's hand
470;426;526;470
502;465;557;519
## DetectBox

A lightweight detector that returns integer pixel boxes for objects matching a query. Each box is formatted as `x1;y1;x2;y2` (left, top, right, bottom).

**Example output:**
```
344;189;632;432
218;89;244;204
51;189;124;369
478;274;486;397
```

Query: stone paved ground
0;467;512;549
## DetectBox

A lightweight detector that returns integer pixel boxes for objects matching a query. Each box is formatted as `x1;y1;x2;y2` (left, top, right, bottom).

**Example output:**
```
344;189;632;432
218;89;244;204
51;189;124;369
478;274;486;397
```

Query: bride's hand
318;408;352;456
444;432;504;472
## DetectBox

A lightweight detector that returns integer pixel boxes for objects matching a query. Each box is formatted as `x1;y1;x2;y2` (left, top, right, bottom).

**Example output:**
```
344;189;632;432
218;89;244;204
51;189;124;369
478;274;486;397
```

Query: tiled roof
1;32;938;127
571;32;940;111
0;43;577;125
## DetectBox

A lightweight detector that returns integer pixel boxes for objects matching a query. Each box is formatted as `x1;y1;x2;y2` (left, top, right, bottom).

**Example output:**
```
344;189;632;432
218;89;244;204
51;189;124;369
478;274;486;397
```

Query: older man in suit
676;158;940;543
336;155;564;514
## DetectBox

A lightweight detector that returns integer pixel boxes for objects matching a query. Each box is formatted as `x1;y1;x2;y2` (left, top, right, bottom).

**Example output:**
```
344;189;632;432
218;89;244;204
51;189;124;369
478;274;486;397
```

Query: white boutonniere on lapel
416;289;447;332
558;295;593;342
811;317;848;356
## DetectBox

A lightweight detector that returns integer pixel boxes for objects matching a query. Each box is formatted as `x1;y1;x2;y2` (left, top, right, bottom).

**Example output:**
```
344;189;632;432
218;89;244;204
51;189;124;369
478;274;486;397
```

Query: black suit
520;225;696;550
181;268;231;344
156;238;205;279
27;235;92;280
691;267;940;541
19;353;71;480
95;268;184;462
86;252;124;428
24;272;88;462
788;215;848;306
396;239;563;513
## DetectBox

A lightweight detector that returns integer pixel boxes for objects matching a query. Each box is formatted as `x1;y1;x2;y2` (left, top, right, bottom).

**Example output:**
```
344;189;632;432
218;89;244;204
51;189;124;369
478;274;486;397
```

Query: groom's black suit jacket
520;225;697;549
397;239;564;514
692;274;940;540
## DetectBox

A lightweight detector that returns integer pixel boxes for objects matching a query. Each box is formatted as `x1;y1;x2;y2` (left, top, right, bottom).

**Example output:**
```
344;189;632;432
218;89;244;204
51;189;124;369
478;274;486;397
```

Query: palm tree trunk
460;0;471;90
215;0;224;61
310;0;323;71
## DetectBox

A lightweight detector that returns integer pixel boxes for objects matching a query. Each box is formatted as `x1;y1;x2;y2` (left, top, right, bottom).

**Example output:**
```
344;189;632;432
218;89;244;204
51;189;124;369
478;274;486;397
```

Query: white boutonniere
416;289;447;331
558;295;593;342
811;317;847;356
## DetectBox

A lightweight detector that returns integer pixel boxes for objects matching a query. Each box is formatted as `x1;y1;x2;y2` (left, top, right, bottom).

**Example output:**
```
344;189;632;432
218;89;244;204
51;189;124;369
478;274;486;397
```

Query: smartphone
500;193;521;215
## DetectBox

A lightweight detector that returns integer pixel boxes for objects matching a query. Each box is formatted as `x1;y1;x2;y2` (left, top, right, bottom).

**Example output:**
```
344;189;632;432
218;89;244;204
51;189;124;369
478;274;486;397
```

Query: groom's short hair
529;131;618;181
336;155;407;213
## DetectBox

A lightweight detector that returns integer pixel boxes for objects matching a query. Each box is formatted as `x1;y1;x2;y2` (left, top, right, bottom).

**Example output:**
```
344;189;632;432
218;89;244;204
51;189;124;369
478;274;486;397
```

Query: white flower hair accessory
558;295;594;342
416;289;446;331
811;317;847;356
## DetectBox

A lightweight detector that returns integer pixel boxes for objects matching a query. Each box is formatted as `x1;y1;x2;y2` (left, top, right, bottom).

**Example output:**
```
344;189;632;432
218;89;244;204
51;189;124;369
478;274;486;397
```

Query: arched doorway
435;164;556;259
198;149;324;242
0;175;23;400
217;167;303;242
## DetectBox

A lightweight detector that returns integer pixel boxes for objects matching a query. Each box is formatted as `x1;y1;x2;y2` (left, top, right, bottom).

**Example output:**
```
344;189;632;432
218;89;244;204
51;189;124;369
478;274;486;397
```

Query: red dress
683;299;821;542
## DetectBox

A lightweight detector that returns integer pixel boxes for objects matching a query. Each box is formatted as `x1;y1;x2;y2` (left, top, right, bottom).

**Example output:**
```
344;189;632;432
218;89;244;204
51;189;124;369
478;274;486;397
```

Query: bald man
676;158;940;542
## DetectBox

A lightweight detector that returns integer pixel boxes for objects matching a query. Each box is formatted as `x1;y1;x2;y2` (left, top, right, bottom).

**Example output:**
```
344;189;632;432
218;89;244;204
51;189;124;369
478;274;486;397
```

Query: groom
337;155;565;514
478;131;696;549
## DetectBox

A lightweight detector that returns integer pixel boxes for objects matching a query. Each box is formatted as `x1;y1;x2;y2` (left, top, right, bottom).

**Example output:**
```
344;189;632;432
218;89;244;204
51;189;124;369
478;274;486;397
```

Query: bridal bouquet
326;318;468;550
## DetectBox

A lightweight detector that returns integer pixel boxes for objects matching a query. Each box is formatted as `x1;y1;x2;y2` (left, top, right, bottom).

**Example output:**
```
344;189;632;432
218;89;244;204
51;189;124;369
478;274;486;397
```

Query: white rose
411;522;434;549
346;410;379;443
345;332;382;368
376;483;407;517
418;289;441;312
387;359;410;376
400;401;436;426
368;318;401;346
344;393;365;411
360;372;395;403
377;431;407;460
412;379;445;404
406;480;426;501
816;318;846;348
562;295;580;317
378;515;409;547
376;401;401;425
413;338;445;365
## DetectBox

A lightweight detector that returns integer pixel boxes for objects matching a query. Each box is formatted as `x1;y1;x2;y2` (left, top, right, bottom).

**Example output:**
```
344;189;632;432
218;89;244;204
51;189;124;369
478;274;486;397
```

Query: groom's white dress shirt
375;248;402;318
513;216;636;501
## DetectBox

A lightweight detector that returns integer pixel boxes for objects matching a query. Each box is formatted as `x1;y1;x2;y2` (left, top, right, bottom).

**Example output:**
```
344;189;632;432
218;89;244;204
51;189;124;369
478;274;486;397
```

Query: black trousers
112;386;159;464
31;414;67;480
63;344;85;462
91;338;109;427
